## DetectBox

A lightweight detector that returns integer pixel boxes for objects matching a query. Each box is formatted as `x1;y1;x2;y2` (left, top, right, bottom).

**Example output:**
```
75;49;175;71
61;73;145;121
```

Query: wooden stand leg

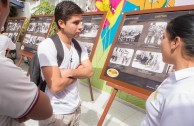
18;55;24;67
27;67;30;76
87;78;94;101
97;88;118;126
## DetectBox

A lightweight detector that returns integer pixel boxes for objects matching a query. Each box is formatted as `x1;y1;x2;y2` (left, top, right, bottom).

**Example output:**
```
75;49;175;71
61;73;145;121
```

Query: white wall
17;0;40;18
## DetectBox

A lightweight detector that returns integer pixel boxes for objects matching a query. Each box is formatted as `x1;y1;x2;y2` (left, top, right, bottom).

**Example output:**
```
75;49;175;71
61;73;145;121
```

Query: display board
5;17;26;43
100;5;194;98
75;11;107;61
20;15;54;55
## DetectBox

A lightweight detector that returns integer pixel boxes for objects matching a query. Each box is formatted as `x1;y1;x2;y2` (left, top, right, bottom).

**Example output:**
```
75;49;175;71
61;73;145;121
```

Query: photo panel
100;5;194;98
20;15;54;54
5;17;26;43
75;11;107;61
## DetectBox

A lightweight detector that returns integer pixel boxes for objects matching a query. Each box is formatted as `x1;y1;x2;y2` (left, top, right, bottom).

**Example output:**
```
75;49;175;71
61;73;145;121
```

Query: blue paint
122;1;140;12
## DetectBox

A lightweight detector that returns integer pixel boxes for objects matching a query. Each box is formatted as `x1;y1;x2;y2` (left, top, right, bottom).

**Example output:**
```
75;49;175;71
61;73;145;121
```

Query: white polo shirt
141;67;194;126
0;56;39;126
0;34;16;57
38;37;89;114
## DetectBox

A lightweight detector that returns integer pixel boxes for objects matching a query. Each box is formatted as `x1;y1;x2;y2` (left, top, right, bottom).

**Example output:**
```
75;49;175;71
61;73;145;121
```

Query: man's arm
24;90;52;120
41;66;75;93
60;59;93;79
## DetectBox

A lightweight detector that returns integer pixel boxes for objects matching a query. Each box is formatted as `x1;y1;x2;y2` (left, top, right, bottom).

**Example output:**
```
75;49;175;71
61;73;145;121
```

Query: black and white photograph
12;33;18;42
7;22;17;31
15;23;22;32
34;23;42;33
29;35;38;45
82;42;93;56
41;22;50;33
165;64;174;74
23;34;31;44
6;22;13;31
110;47;134;66
118;25;143;44
7;33;13;40
144;22;167;45
27;22;36;32
36;36;45;46
80;22;99;38
131;50;165;73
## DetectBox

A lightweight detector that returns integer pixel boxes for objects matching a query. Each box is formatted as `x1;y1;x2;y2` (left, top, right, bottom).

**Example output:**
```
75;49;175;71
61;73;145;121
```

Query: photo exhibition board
5;17;26;43
20;15;54;55
75;11;107;61
100;5;194;99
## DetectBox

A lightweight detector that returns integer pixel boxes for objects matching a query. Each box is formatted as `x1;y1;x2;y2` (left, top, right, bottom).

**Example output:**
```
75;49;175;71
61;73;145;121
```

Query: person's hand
15;116;29;123
60;69;73;78
76;64;84;69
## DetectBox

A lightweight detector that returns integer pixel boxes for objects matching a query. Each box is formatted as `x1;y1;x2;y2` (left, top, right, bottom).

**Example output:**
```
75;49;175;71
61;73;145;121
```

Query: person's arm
41;66;75;93
38;39;75;93
60;59;93;79
0;58;53;121
7;37;16;50
24;90;52;120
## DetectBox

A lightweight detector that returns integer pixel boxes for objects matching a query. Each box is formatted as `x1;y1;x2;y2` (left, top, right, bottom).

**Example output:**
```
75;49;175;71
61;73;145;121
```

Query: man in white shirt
0;0;53;125
38;1;93;126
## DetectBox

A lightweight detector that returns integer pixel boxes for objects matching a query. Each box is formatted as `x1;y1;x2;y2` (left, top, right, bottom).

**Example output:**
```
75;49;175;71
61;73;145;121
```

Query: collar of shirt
168;67;194;81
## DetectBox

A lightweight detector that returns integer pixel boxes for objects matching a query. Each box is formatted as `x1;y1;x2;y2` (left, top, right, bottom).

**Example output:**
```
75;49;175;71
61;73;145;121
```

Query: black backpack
29;34;82;91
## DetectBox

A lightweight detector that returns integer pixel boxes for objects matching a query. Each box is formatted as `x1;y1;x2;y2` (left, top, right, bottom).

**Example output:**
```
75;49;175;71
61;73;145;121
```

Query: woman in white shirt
141;14;194;126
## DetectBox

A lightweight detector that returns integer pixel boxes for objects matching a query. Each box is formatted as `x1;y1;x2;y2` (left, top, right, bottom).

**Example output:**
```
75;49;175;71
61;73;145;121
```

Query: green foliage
32;0;55;15
18;18;29;42
32;0;57;36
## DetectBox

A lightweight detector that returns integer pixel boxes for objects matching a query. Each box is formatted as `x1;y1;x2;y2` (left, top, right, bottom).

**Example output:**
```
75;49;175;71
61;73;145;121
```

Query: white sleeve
161;93;194;126
0;57;39;118
37;38;58;67
7;37;16;50
78;42;89;62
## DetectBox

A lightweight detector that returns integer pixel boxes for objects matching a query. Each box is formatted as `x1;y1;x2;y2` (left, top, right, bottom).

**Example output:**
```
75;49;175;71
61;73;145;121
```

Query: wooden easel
87;78;94;101
97;82;148;126
17;50;33;76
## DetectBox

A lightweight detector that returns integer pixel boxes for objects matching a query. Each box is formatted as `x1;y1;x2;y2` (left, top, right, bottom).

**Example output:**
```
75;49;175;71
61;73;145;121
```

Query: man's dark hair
1;0;8;6
54;1;84;29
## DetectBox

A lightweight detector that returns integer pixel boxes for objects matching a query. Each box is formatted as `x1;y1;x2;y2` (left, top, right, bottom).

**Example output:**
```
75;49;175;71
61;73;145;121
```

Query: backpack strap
72;38;82;64
50;34;82;65
50;34;64;66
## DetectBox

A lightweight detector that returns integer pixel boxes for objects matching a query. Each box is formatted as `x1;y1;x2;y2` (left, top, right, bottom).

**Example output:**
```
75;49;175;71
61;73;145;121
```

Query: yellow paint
128;0;175;10
96;0;125;28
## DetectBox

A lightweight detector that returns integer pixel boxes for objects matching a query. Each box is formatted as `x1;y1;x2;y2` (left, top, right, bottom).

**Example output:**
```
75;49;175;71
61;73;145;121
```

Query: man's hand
60;69;73;78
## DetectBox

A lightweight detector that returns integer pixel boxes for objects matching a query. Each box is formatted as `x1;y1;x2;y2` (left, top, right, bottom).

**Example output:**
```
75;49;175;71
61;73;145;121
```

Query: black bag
29;34;82;91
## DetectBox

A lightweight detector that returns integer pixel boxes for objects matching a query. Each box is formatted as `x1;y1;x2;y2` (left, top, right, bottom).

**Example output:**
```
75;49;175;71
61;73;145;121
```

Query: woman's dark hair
166;14;194;56
1;0;8;6
54;1;84;29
